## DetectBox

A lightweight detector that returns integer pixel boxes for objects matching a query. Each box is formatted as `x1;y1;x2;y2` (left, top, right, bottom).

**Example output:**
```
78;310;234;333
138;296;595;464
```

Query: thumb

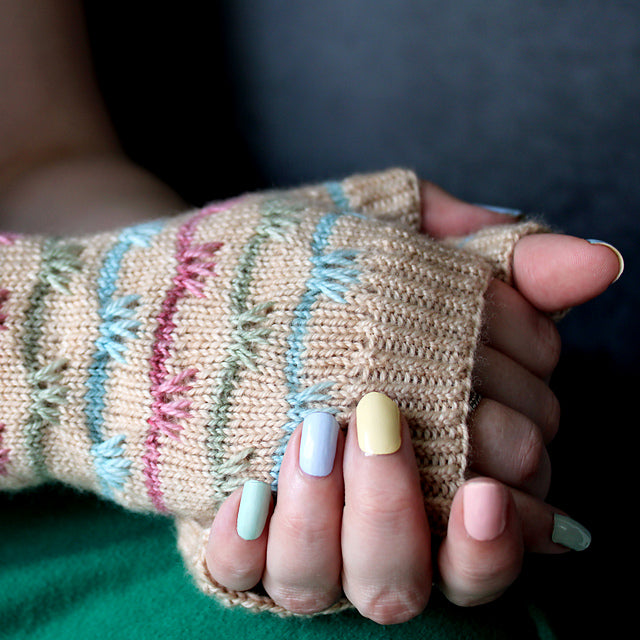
512;234;624;313
420;180;522;238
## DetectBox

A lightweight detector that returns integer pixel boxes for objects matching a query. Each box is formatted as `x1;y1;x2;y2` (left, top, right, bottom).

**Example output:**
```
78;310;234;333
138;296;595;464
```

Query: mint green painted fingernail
552;514;592;551
586;239;625;282
236;480;271;541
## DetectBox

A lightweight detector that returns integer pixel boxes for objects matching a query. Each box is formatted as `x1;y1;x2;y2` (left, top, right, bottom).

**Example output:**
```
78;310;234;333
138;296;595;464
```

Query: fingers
207;397;434;623
437;479;523;607
473;278;560;501
262;414;344;613
419;182;624;316
511;488;591;554
341;393;432;624
206;397;590;619
206;413;344;613
437;479;592;608
205;482;272;592
512;234;624;313
483;278;561;379
420;180;521;238
473;344;561;443
469;399;551;499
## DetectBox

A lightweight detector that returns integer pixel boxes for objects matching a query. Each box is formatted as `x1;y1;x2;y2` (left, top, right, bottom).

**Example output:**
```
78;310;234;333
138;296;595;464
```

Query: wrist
0;153;186;234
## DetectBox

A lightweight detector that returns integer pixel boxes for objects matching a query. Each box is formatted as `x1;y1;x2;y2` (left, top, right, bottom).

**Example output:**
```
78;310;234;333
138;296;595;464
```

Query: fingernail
299;412;339;477
552;514;591;551
463;481;508;542
236;480;271;541
586;239;625;282
476;204;523;217
356;392;401;455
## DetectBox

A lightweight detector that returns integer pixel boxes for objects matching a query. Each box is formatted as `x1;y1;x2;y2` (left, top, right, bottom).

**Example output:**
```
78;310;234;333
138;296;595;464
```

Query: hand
204;183;622;622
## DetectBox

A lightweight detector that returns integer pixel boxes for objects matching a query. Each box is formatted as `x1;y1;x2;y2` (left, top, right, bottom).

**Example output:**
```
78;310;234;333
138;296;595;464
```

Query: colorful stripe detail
271;182;362;487
86;221;164;496
0;423;8;476
22;239;83;478
455;233;475;248
0;233;18;246
0;288;8;330
207;199;299;497
143;208;224;511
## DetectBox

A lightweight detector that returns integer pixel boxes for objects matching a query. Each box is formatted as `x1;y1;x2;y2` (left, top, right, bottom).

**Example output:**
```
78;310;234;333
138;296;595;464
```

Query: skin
0;0;622;626
206;191;620;622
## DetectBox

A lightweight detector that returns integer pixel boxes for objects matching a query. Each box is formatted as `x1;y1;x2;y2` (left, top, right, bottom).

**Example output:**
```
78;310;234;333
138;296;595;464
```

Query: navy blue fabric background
81;2;637;636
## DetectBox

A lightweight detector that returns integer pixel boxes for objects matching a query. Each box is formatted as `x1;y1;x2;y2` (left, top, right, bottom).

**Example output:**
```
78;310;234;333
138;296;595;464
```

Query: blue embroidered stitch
325;180;352;212
87;221;164;497
91;434;131;494
94;295;143;363
271;183;363;487
307;250;360;304
456;233;475;248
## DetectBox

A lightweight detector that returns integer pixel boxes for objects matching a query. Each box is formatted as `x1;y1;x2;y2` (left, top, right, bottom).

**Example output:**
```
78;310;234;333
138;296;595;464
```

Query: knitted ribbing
443;219;550;284
0;169;546;613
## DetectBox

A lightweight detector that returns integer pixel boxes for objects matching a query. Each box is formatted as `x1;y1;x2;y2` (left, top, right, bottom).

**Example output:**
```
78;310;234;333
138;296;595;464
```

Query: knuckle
352;484;418;530
270;586;339;615
356;585;429;625
445;555;522;608
206;552;261;592
515;423;546;488
278;511;335;550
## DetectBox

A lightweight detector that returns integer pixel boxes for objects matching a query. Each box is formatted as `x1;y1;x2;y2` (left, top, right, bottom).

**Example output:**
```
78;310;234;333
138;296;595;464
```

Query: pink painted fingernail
463;481;508;542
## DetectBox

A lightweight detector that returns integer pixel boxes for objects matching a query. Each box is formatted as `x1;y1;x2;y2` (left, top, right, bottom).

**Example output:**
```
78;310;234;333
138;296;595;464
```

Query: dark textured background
79;2;639;636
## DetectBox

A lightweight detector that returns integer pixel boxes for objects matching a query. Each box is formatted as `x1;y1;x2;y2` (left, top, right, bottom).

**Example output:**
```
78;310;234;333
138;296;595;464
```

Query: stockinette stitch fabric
0;168;544;614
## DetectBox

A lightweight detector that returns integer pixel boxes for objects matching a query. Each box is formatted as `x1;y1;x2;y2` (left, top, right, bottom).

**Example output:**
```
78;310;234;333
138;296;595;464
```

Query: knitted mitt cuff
442;219;550;285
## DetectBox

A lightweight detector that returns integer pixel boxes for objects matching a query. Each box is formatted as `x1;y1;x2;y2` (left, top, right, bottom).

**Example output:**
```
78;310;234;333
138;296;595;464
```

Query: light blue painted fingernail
236;480;271;541
552;514;592;551
299;412;339;477
586;239;625;282
476;204;523;217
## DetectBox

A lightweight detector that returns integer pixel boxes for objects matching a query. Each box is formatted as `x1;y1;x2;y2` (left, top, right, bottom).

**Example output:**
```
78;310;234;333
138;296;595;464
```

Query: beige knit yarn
0;168;545;614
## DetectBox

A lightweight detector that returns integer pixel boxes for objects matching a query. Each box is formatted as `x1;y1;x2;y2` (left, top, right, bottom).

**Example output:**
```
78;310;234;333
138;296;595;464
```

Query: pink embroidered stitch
0;233;18;246
143;206;225;512
150;368;198;440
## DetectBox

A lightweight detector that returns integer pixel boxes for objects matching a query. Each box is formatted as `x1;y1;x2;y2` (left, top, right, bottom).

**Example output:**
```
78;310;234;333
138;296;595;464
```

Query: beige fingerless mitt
0;168;543;614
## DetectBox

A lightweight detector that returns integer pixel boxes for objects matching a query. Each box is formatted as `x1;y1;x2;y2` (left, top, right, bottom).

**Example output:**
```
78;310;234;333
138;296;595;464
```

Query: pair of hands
205;181;622;623
0;4;617;625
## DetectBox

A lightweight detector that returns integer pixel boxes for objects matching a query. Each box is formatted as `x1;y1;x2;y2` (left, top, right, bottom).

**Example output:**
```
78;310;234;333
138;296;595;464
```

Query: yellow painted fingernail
356;392;401;455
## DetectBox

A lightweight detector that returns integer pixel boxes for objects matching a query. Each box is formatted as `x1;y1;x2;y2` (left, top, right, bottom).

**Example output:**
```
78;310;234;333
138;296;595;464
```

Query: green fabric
1;486;549;640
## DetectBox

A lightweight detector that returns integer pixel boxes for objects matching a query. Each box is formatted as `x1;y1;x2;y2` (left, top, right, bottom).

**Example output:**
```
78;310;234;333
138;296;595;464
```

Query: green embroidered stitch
22;238;83;478
207;199;299;499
